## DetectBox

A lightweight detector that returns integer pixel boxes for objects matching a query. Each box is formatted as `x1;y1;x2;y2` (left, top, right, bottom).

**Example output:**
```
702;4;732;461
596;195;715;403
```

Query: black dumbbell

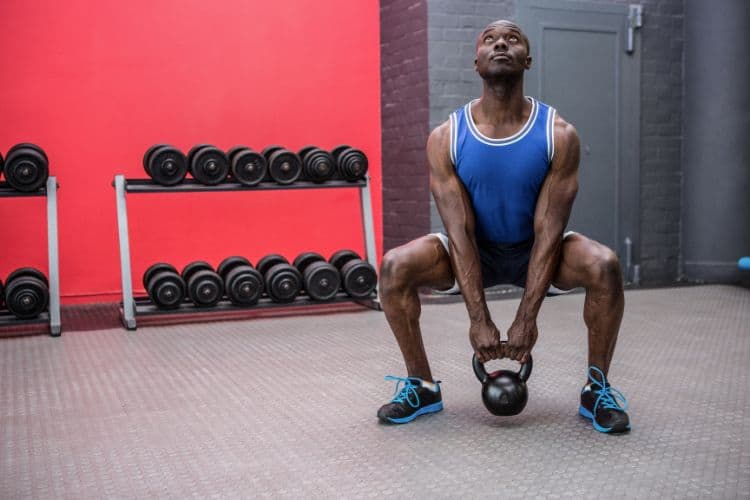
181;261;223;307
4;267;49;319
227;146;267;186
256;254;302;303
293;252;341;301
298;146;336;183
143;263;186;309
3;143;49;192
333;145;368;181
217;255;264;306
187;144;229;185
329;250;378;298
331;145;368;182
261;145;302;185
143;144;188;186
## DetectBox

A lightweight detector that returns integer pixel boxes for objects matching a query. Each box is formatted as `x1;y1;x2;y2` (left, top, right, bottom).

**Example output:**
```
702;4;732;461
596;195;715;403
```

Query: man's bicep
430;168;465;224
550;126;580;206
427;125;454;185
427;125;459;201
426;124;474;232
535;122;580;230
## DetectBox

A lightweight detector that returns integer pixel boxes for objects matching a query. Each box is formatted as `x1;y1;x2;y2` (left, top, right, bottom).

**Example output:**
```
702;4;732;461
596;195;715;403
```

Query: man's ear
474;58;478;71
524;56;532;70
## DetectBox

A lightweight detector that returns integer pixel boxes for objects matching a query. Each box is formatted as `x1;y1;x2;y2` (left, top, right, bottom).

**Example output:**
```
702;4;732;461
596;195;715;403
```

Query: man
377;20;630;433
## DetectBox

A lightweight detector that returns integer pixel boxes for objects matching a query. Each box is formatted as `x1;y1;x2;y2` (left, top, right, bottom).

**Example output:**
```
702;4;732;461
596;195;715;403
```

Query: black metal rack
0;178;62;336
113;175;380;330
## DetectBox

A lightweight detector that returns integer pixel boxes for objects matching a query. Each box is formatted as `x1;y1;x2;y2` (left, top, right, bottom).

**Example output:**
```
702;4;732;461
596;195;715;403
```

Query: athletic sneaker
579;366;631;433
377;376;443;424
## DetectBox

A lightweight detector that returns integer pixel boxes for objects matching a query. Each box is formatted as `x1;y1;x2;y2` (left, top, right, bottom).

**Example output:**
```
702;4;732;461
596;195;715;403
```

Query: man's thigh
384;234;455;291
552;232;615;290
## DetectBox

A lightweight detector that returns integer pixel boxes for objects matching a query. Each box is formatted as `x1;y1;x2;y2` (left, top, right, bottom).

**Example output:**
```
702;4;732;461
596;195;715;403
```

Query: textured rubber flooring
1;285;748;499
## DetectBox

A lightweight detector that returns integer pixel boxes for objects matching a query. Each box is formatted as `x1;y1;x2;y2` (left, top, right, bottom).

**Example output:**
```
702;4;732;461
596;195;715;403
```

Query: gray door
518;1;641;257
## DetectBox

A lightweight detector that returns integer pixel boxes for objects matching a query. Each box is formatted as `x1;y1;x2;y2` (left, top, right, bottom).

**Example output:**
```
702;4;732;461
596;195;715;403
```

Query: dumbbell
227;146;267;186
143;263;186;309
3;143;49;192
329;250;378;298
256;254;302;303
4;267;49;319
293;252;341;301
331;145;368;182
143;144;188;186
217;256;264;306
261;145;302;185
181;261;223;307
187;144;229;185
298;146;336;183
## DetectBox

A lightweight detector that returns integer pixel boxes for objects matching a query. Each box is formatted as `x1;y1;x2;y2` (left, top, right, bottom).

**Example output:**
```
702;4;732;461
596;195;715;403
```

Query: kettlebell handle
472;347;533;383
472;354;489;383
518;354;533;382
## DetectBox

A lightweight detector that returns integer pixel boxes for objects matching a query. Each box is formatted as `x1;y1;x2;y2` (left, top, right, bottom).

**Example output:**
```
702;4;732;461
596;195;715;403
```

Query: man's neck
477;77;528;125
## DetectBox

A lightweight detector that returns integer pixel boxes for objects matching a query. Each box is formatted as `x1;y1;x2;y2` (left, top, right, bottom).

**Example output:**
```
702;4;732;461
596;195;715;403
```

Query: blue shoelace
384;375;422;408
588;366;629;412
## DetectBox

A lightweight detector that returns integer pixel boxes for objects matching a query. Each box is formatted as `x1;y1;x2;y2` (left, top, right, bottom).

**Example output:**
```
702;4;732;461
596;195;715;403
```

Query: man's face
474;21;531;79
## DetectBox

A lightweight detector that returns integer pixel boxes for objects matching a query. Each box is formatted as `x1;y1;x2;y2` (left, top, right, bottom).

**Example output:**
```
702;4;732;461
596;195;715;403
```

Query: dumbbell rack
113;175;380;330
0;177;62;336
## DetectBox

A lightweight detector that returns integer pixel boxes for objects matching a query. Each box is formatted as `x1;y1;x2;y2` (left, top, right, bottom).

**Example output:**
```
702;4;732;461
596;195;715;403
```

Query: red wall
0;0;382;304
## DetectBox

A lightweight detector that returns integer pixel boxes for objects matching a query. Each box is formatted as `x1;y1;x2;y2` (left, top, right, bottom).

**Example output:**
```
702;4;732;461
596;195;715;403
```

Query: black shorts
432;232;574;293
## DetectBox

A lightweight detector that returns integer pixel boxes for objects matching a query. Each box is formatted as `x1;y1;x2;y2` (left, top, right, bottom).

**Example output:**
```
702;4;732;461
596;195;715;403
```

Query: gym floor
1;285;748;499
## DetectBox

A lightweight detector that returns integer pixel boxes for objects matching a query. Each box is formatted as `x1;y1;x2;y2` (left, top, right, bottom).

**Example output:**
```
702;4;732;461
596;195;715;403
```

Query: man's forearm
516;229;564;322
434;181;489;324
449;235;489;322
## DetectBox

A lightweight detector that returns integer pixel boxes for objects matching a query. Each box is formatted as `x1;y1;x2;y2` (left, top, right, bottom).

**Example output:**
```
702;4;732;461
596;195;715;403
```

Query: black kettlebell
472;349;533;416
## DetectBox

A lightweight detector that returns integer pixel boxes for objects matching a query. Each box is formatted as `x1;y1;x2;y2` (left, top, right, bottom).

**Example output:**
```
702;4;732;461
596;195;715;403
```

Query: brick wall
630;0;684;283
426;0;685;284
380;0;431;252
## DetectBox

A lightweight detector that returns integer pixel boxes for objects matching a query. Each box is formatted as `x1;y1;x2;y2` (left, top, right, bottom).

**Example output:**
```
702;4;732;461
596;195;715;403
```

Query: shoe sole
578;405;631;433
382;401;444;424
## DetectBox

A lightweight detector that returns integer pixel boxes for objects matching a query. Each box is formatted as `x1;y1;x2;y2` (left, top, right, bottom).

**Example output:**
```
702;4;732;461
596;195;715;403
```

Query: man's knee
589;245;623;288
380;247;414;291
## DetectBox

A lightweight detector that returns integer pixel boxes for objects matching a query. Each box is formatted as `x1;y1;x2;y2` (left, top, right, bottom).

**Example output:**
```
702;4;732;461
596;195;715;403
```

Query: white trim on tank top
463;97;538;147
449;112;458;165
546;106;557;163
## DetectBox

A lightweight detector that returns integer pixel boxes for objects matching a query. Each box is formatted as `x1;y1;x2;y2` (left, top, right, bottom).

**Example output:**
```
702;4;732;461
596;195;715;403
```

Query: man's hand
470;319;503;363
504;318;538;363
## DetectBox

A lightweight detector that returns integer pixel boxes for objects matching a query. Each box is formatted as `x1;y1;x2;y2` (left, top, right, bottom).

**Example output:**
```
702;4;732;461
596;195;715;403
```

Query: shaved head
477;20;530;52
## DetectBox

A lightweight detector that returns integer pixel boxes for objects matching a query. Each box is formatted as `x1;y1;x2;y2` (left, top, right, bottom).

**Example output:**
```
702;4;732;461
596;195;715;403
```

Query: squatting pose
377;20;630;433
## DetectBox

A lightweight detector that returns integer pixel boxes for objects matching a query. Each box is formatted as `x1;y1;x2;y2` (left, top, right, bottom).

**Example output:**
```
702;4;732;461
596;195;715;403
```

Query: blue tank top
449;97;556;244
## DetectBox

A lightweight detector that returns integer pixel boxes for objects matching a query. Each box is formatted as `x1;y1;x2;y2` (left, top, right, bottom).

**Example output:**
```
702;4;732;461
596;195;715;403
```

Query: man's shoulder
552;112;578;144
428;120;451;147
432;119;451;136
542;103;577;145
550;111;580;170
427;120;453;166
